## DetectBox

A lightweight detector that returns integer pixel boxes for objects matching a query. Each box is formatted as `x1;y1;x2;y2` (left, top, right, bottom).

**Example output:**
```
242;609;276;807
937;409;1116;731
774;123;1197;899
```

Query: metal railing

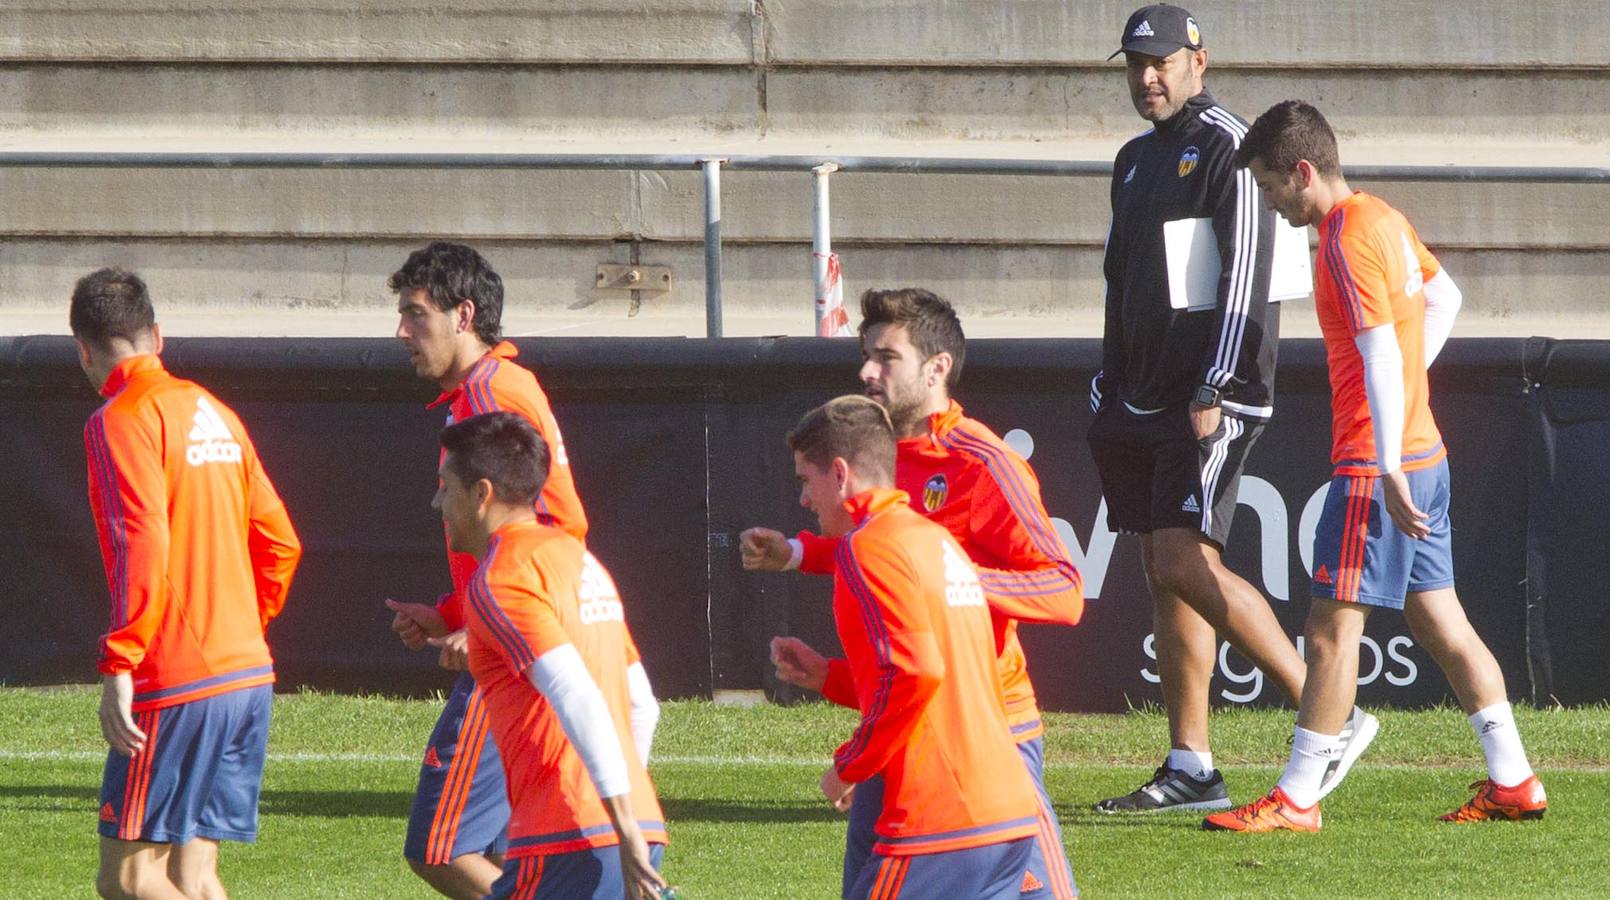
3;150;1607;338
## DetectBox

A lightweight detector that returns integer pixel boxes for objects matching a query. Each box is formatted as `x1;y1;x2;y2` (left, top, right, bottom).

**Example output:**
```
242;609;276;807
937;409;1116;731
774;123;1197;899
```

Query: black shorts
1087;403;1264;549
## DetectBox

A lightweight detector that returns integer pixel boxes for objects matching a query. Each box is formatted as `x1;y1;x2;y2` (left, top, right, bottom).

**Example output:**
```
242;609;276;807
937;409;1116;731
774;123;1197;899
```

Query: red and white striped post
812;162;850;337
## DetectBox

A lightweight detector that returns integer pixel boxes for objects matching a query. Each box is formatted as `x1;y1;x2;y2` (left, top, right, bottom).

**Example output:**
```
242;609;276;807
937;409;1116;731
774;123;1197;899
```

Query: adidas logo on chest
186;396;242;466
578;552;626;625
941;539;985;608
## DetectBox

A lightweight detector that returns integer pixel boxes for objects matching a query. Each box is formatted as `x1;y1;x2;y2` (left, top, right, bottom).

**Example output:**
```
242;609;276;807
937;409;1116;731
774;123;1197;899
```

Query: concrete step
6;1;1607;67
3;238;1604;338
762;0;1610;68
3;62;1606;147
0;1;756;64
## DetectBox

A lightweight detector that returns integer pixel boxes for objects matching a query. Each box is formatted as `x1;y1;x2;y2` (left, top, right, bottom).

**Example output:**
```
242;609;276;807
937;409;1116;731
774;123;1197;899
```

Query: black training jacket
1094;90;1279;421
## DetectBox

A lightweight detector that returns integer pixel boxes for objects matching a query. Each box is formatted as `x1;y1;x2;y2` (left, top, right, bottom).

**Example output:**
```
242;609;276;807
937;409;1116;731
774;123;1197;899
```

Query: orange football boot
1202;787;1322;833
1439;775;1547;823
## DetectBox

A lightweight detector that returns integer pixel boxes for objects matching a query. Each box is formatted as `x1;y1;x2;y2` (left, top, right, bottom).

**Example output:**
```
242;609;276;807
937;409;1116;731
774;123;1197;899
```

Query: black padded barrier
1;335;1596;710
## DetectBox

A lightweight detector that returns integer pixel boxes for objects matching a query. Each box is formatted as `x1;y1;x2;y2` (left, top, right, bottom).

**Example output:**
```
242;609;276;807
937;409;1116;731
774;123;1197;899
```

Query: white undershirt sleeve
1421;268;1462;366
625;661;660;763
1355;324;1405;474
526;644;632;799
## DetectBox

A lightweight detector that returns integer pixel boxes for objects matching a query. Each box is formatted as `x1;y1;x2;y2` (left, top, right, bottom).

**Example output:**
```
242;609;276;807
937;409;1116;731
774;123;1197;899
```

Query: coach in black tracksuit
1089;4;1308;814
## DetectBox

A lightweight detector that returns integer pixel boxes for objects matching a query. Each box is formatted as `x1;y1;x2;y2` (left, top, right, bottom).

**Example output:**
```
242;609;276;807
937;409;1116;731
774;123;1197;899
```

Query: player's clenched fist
385;597;447;650
820;765;855;813
427;630;471;671
739;527;793;571
770;635;828;692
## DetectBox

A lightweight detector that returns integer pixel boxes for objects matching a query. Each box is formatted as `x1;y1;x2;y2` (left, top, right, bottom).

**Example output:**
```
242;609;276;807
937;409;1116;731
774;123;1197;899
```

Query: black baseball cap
1108;4;1204;60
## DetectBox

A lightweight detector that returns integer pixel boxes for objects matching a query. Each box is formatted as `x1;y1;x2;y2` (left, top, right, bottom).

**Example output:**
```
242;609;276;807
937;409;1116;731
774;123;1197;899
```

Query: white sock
1470;701;1534;787
1165;748;1214;780
1276;727;1342;809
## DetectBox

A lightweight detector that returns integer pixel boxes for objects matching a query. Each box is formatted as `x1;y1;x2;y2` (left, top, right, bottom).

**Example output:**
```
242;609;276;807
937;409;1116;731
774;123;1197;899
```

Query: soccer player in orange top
72;268;302;899
743;289;1080;899
379;242;653;899
786;396;1042;898
433;412;667;899
1204;101;1545;832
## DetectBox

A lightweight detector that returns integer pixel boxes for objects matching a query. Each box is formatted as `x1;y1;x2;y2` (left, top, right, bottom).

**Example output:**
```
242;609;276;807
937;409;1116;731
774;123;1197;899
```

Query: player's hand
99;673;147;757
1189;402;1222;441
618;829;669;900
821;766;855;813
1382;469;1430;539
385;598;448;650
601;793;669;899
740;527;794;571
426;629;471;671
770;636;828;692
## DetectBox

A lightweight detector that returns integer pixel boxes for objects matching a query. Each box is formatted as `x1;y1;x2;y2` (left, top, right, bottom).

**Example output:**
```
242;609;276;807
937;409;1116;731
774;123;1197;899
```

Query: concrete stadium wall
1;1;1605;336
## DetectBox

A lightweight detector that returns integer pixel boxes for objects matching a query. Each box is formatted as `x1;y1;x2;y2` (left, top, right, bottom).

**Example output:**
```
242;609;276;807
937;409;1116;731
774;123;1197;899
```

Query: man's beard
881;390;928;437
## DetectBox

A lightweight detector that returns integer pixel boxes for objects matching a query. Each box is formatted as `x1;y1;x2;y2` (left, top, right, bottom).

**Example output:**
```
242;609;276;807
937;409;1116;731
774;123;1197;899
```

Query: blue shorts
403;671;510;864
99;684;271;845
847;838;1033;900
487;844;665;899
1311;460;1455;610
844;737;1076;899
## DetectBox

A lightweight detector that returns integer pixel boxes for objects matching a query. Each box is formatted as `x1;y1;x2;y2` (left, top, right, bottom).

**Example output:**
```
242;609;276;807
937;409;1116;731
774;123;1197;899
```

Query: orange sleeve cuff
796;531;840;575
820;658;858;708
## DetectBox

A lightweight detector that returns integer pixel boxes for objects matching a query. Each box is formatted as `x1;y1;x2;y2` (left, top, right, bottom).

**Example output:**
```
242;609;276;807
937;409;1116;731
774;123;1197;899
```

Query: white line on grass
4;749;1606;772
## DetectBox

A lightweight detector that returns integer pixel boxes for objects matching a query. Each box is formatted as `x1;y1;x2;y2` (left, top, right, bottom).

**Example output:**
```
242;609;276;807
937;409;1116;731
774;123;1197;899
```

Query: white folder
1163;216;1313;311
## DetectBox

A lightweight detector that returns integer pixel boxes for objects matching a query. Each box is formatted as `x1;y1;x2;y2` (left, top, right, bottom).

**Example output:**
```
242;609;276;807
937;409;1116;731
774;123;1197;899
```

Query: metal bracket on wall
596;264;672;293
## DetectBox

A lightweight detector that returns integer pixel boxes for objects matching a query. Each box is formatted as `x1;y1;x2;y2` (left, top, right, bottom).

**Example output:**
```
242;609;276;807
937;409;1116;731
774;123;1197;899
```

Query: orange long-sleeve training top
85;354;301;711
429;341;588;631
802;401;1084;742
831;488;1040;856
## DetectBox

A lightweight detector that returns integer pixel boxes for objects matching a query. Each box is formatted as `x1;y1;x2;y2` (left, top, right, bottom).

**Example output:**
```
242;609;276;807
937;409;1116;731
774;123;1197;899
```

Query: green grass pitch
2;687;1606;898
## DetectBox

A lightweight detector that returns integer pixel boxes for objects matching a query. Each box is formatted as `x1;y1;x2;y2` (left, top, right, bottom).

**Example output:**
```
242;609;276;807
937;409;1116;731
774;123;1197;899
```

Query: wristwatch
1194;384;1222;408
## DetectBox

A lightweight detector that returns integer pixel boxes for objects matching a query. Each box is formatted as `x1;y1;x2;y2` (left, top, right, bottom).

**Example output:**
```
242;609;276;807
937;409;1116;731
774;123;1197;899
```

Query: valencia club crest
1178;146;1200;178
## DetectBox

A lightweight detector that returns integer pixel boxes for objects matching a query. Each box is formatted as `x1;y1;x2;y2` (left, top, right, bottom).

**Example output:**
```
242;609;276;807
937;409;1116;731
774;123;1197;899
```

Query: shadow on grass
0;783;97;811
0;784;413;820
1059;808;1210;829
257;789;412;819
660;797;843;825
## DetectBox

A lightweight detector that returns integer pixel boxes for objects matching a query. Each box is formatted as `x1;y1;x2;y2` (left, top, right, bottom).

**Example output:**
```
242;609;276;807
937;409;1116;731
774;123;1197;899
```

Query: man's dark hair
439;412;550;506
1233;100;1342;178
857;288;967;389
388;241;505;346
69;268;155;349
786;395;896;483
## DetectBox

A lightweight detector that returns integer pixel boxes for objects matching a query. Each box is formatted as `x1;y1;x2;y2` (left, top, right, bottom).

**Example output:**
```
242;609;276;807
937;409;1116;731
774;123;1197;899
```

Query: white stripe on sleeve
1199;108;1259;389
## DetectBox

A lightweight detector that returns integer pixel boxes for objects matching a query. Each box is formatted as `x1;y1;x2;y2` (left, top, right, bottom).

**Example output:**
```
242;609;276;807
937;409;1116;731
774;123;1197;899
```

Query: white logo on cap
1186;17;1201;45
1131;20;1155;38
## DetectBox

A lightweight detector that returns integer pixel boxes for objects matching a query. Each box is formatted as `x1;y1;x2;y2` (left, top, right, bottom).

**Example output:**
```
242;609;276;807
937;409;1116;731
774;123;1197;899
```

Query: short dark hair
439;412;550;506
1233;100;1342;178
858;288;967;389
69;268;155;349
786;395;896;483
388;242;505;346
